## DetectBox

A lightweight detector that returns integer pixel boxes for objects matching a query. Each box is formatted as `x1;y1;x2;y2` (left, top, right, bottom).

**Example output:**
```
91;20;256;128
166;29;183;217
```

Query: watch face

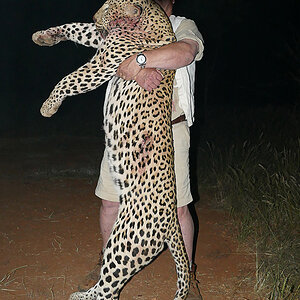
137;53;146;65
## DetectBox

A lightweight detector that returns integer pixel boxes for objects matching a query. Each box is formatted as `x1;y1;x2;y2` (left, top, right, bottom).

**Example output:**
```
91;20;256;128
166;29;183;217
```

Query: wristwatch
136;53;147;68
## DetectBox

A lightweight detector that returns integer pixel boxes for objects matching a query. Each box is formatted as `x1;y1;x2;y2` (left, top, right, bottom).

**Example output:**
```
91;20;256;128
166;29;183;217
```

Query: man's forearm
116;38;199;81
143;39;199;70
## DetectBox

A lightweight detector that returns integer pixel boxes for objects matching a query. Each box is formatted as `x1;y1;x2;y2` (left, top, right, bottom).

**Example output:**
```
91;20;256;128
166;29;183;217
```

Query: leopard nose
93;16;97;22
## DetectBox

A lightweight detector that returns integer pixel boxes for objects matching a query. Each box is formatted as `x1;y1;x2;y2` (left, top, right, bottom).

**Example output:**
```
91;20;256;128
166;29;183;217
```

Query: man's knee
100;199;119;215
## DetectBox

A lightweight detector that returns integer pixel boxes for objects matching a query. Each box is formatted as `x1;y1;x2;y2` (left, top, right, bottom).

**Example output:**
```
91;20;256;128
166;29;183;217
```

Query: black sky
1;0;299;137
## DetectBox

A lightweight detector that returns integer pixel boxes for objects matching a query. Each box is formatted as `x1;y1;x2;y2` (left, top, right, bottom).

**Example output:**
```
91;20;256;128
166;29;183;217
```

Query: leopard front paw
40;99;61;117
32;27;66;47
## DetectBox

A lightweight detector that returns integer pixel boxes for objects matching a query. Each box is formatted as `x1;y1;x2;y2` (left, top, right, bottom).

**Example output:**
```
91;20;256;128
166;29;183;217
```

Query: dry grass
0;265;28;293
198;105;300;299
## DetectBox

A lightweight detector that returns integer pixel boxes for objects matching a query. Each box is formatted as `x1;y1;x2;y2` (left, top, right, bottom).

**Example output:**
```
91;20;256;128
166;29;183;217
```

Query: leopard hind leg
69;210;166;299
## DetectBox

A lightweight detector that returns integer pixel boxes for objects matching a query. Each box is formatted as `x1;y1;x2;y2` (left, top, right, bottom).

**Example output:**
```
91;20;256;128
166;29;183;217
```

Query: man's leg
173;121;203;300
177;205;203;300
177;205;194;263
173;121;194;264
99;199;119;247
78;148;120;291
96;148;120;247
78;199;118;291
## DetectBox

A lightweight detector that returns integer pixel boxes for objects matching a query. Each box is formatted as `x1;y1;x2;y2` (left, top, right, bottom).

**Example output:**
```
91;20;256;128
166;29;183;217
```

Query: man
81;0;204;299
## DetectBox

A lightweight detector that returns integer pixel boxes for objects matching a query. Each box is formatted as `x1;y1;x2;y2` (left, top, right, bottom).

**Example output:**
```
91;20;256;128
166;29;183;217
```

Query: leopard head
93;0;144;38
93;0;174;41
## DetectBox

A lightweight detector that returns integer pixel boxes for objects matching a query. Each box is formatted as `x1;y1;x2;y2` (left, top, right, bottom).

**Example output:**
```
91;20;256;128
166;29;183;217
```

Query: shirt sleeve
175;19;204;61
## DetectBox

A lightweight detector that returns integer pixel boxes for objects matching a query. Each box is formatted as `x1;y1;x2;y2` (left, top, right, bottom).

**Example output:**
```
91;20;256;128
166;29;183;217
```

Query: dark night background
1;0;299;138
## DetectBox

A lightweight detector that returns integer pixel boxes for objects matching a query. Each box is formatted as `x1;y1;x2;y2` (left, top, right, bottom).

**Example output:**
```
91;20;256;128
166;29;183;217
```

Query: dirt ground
0;138;258;300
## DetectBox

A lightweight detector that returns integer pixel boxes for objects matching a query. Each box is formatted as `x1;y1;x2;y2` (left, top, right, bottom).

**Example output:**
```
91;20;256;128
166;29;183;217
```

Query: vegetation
198;105;300;299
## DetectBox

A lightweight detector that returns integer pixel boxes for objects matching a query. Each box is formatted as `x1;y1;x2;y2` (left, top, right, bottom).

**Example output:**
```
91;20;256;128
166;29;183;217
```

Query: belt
171;114;186;125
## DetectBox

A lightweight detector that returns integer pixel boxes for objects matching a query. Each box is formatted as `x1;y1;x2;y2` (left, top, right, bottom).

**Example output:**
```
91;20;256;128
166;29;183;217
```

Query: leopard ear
124;3;143;18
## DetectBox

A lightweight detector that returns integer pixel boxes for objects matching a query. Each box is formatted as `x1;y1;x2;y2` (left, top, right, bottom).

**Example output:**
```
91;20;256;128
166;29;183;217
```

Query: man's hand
117;55;163;91
116;55;140;81
135;68;163;92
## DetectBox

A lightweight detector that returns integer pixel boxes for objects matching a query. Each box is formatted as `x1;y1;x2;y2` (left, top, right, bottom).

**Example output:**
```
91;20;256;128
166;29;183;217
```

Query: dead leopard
32;0;190;299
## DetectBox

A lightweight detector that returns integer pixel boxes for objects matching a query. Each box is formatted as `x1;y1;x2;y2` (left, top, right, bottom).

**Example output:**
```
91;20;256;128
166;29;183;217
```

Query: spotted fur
33;0;190;299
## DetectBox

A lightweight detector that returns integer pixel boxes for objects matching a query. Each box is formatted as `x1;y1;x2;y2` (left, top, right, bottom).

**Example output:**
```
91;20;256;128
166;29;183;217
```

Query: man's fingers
148;81;160;91
148;77;161;87
155;70;164;80
116;71;126;80
134;68;164;91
